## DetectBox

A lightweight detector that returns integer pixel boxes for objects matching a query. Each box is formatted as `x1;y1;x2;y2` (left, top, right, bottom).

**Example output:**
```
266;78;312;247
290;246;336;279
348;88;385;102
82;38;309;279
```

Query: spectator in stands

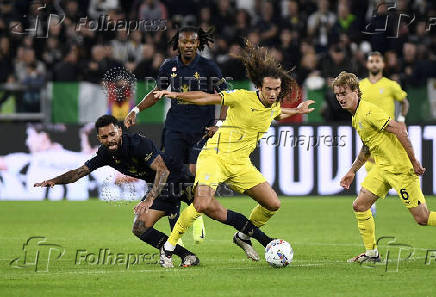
383;50;402;81
321;44;353;121
279;28;300;70
82;45;106;83
256;0;278;46
307;0;336;53
330;1;361;44
20;62;45;113
133;44;155;81
111;30;130;63
138;0;167;21
219;43;247;82
213;0;235;36
88;0;120;19
280;0;306;37
15;48;46;84
52;47;80;81
42;37;62;70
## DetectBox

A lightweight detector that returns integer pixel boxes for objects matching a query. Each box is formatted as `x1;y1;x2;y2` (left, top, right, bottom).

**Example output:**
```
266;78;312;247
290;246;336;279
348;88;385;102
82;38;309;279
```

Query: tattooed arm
340;145;370;189
134;155;170;215
34;165;91;188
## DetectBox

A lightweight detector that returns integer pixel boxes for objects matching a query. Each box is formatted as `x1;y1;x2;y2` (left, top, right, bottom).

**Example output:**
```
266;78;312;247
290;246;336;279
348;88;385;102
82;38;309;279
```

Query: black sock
168;202;181;231
138;227;191;258
224;210;273;247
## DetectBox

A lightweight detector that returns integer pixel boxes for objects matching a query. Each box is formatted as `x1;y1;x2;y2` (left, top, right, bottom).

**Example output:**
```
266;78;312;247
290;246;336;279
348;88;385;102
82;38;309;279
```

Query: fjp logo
10;236;65;272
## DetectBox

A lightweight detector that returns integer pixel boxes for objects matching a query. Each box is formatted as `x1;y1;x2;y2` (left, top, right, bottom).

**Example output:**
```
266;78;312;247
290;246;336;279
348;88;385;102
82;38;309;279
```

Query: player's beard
370;70;381;76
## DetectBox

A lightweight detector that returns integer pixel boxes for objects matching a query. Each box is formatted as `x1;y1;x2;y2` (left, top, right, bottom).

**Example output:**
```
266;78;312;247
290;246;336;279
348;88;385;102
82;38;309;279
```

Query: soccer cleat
159;247;174;268
232;232;260;261
180;254;200;268
193;215;206;244
347;252;381;263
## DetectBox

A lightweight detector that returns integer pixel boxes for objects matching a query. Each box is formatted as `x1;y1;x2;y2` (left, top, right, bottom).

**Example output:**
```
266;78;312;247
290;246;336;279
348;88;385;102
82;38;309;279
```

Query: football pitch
1;196;436;297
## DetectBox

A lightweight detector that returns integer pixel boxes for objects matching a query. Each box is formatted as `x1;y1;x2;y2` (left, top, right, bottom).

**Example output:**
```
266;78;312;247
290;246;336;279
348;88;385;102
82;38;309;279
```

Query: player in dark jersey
124;26;229;243
34;115;199;268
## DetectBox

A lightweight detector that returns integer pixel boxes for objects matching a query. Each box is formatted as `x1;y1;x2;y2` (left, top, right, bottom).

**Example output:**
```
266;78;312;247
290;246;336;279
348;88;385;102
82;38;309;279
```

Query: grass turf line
1;196;436;297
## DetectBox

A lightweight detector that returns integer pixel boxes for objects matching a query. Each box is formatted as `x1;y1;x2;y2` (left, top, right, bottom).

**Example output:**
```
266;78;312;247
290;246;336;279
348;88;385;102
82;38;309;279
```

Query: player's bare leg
189;163;206;244
409;203;436;226
348;188;381;263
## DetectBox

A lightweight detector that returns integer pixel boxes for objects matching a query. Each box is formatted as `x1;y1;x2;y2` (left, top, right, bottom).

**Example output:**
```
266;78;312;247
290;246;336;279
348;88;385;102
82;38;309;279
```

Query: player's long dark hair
169;26;215;52
236;41;296;102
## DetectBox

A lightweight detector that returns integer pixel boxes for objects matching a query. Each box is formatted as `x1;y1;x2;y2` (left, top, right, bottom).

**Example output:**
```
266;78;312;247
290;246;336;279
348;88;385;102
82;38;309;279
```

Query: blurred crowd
0;0;436;113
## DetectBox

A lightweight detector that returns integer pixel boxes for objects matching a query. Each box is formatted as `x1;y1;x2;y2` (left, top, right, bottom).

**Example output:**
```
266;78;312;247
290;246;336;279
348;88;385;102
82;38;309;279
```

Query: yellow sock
428;211;436;226
168;204;200;246
249;204;277;227
354;209;377;251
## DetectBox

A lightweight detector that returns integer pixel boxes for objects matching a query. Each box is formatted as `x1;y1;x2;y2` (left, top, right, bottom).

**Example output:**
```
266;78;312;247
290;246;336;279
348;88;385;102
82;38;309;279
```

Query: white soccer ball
265;239;293;268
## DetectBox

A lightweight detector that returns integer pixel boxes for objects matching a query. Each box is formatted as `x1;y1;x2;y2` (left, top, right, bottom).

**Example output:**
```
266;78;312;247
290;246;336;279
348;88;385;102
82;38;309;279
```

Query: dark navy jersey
157;54;228;134
84;133;186;184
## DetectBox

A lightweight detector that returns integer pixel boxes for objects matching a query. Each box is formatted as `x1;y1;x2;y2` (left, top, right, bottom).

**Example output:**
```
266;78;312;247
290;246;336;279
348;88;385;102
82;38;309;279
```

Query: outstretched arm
125;86;161;128
385;119;425;175
340;145;371;189
34;165;90;188
154;90;221;105
275;100;315;120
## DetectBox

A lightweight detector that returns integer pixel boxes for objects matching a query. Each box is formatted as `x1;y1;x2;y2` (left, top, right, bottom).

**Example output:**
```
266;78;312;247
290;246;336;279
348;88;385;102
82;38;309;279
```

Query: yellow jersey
202;89;281;162
352;100;412;173
359;77;407;118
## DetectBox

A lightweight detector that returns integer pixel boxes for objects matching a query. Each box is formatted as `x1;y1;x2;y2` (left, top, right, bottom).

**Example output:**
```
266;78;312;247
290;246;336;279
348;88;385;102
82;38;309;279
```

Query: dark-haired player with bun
34;115;199;268
124;26;229;244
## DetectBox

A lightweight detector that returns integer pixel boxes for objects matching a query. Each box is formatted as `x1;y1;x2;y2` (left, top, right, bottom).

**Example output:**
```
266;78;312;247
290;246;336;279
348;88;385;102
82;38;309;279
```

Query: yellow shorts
194;151;266;194
361;165;426;208
364;158;375;173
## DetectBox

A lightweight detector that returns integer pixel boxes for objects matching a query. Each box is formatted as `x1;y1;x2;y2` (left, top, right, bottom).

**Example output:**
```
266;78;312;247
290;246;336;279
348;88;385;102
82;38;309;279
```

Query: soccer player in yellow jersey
333;71;436;263
154;43;314;267
360;51;409;216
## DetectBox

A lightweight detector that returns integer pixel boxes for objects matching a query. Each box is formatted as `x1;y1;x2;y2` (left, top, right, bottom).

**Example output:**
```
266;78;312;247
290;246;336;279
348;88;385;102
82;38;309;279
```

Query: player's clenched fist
124;110;137;128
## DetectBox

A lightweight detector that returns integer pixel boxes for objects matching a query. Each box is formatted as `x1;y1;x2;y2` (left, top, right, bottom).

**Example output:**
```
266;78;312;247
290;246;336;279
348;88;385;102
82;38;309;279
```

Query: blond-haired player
360;51;409;216
333;71;436;263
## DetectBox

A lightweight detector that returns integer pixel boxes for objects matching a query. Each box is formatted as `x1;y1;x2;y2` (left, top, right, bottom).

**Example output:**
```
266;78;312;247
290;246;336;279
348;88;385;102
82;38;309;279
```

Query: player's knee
193;199;209;214
352;200;369;212
132;218;149;237
415;215;428;226
266;196;281;211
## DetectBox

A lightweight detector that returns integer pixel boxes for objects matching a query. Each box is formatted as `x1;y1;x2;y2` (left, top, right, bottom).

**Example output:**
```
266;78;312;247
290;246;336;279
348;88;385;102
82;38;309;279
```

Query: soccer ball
265;239;293;268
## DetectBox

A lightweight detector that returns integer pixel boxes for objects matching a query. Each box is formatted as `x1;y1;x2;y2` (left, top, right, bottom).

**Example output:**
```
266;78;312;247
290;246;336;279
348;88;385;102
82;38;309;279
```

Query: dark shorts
148;176;195;216
163;129;208;165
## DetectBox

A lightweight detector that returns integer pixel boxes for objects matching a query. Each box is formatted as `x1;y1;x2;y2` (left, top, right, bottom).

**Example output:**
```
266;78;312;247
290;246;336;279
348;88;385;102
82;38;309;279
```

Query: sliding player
154;43;314;267
334;71;436;263
125;27;229;243
34;115;199;268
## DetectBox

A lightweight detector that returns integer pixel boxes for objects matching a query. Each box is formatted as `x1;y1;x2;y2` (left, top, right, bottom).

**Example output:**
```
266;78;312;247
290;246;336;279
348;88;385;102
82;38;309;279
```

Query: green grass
1;196;436;297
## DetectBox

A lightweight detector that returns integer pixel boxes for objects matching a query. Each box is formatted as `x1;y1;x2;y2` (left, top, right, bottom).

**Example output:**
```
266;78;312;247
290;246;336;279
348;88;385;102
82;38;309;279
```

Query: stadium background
1;0;436;200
